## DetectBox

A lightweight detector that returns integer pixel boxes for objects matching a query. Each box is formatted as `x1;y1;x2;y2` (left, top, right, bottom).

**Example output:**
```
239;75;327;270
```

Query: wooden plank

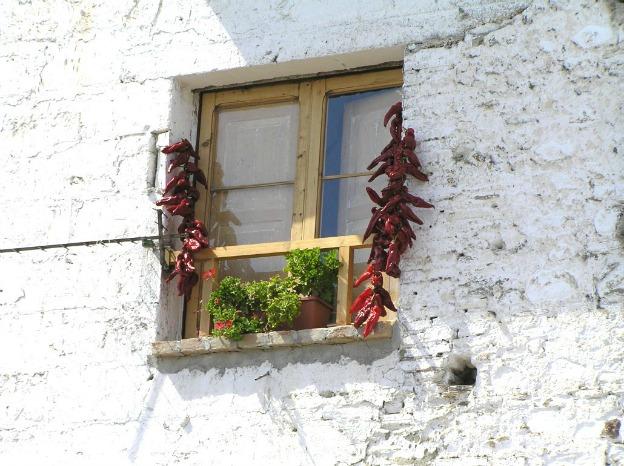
196;93;217;221
198;258;216;336
183;292;198;339
214;82;299;108
324;68;403;96
302;79;326;239
335;245;354;325
175;235;370;262
322;172;371;181
211;180;293;192
290;81;312;241
184;258;205;338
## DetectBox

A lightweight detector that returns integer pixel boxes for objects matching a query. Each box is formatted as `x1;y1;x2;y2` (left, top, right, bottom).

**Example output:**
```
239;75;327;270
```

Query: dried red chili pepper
350;287;373;314
352;307;370;328
383;102;402;127
353;264;374;287
402;191;433;209
363;305;384;337
366;187;383;206
363;208;383;241
156;194;184;206
368;162;390;182
353;101;434;337
167;151;192;173
370;272;383;287
170;199;193;217
163;173;187;194
405;163;428;181
162;139;192;154
398;203;423;225
402;128;417;150
155;140;210;299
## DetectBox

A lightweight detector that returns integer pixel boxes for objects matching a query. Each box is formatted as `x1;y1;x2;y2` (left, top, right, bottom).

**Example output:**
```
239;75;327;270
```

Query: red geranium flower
214;320;233;331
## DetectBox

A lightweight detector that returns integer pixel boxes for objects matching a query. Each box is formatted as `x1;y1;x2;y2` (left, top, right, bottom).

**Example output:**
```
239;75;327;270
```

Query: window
184;69;402;338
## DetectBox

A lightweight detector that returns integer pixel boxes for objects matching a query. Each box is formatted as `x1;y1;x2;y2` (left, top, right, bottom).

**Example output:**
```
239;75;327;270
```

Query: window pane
209;185;293;247
218;256;286;284
214;102;299;188
319;175;386;238
323;87;402;177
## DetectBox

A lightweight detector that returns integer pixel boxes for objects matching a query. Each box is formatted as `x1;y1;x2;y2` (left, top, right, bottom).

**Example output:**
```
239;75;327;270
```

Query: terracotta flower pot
292;296;332;330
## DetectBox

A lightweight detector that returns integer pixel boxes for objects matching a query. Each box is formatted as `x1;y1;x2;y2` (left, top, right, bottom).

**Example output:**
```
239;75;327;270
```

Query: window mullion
302;78;326;240
196;93;217;238
290;81;311;241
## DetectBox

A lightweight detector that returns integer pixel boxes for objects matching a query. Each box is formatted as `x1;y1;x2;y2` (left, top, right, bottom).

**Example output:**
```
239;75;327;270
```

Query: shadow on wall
128;330;421;461
155;331;402;398
187;0;532;81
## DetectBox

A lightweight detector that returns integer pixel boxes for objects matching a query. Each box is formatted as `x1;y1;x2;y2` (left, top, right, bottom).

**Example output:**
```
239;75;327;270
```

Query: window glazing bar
321;172;371;181
210;180;294;193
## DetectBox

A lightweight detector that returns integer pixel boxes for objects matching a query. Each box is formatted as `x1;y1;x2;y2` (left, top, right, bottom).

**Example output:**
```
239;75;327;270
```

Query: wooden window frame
183;68;403;339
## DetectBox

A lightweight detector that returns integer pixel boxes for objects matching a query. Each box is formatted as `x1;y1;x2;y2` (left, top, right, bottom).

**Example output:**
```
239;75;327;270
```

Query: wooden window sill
152;321;394;358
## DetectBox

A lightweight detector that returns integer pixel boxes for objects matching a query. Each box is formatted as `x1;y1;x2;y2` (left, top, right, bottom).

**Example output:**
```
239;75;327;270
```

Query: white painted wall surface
0;0;623;464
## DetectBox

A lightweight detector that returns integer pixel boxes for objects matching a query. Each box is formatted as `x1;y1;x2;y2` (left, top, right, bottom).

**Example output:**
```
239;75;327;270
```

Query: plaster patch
526;271;578;304
527;410;571;435
594;208;619;237
572;25;615;49
534;140;575;162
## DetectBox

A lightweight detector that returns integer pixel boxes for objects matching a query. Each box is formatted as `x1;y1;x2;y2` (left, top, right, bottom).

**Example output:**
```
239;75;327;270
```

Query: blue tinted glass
320;87;401;238
323;88;400;177
320;179;340;237
319;175;387;238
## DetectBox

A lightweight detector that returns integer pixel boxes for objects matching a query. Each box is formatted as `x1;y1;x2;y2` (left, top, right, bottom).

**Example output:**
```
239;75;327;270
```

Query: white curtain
337;88;402;236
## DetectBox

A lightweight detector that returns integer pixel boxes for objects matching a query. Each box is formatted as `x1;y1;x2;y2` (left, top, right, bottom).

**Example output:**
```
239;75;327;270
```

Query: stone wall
0;0;622;464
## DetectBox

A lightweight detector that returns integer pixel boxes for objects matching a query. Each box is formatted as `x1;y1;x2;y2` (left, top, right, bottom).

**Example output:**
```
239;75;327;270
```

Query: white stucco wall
1;0;623;465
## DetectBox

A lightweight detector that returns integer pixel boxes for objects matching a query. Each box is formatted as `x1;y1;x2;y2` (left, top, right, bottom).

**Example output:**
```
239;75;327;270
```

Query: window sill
152;321;394;358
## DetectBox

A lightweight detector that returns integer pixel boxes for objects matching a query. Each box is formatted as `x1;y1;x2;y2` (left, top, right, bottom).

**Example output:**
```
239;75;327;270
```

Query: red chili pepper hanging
161;139;193;154
156;139;210;299
353;101;434;337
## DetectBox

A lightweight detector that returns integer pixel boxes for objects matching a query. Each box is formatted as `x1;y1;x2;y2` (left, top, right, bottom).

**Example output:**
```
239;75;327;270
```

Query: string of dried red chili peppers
351;102;433;337
155;139;210;298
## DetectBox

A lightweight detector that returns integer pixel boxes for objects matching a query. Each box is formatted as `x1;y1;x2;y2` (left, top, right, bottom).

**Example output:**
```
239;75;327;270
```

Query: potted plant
247;275;300;331
206;276;300;340
284;248;340;330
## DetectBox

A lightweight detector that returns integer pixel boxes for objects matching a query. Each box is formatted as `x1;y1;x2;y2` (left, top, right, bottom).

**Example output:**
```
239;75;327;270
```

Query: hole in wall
602;419;621;440
444;354;477;386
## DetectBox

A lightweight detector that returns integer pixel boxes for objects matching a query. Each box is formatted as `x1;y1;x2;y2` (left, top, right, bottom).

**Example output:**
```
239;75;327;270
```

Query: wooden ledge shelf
153;321;394;358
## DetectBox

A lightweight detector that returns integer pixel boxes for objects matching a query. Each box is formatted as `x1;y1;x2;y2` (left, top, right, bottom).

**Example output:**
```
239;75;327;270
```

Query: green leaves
205;275;299;340
285;248;340;304
211;276;247;309
264;280;300;330
206;247;340;339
